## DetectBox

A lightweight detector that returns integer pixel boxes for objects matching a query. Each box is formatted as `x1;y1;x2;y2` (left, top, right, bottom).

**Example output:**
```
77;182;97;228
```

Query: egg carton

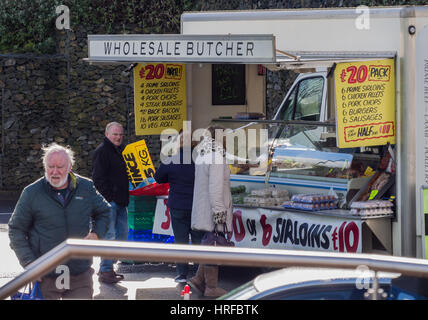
350;207;394;216
350;200;394;209
291;193;338;204
243;196;260;206
282;201;337;211
274;196;290;206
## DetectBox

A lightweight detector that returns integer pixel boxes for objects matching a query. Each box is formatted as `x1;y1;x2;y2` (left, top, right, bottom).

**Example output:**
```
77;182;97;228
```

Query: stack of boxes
127;195;174;243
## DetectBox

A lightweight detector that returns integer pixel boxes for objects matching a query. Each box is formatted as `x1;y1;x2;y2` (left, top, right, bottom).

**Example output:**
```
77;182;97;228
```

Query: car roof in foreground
253;267;402;293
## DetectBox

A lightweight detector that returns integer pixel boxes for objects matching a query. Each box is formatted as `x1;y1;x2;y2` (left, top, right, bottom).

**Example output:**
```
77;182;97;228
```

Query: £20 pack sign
335;59;395;148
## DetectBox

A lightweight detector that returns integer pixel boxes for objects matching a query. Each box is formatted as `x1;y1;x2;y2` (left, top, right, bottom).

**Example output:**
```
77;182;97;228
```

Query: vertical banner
335;59;396;148
122;139;156;190
134;63;186;135
423;188;428;259
416;26;428;258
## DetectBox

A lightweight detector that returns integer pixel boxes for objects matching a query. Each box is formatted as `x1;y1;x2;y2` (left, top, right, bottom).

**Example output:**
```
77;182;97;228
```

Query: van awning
271;50;396;71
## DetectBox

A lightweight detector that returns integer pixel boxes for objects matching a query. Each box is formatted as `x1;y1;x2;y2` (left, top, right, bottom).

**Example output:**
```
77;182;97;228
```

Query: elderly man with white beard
8;143;111;299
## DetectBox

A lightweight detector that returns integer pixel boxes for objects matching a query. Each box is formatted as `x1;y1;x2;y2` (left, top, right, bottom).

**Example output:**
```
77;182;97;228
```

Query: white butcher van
87;6;428;258
180;6;428;258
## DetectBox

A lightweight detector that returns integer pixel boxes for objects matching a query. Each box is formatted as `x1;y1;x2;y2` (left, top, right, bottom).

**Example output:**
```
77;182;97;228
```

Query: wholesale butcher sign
335;58;396;148
87;34;276;63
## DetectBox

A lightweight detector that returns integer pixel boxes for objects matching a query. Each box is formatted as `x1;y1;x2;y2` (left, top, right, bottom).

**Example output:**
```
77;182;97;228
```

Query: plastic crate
128;211;154;230
128;195;157;213
128;228;174;243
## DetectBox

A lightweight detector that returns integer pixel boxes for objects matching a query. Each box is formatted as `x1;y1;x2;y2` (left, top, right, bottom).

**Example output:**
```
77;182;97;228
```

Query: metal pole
0;241;69;300
371;271;379;300
66;29;71;131
1;87;4;188
2;238;428;300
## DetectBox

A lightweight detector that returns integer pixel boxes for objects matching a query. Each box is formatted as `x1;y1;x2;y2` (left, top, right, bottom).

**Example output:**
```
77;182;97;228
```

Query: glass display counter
210;118;395;254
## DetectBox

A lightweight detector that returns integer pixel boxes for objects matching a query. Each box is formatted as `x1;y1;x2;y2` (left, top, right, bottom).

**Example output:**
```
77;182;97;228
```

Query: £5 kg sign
122;139;156;189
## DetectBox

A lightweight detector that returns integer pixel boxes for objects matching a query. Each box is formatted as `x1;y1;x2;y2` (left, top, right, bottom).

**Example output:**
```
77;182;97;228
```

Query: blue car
219;267;428;300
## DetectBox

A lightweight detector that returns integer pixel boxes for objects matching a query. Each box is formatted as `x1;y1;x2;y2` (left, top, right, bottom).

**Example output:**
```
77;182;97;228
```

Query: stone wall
0;26;162;191
0;0;370;191
266;69;298;119
0;56;68;188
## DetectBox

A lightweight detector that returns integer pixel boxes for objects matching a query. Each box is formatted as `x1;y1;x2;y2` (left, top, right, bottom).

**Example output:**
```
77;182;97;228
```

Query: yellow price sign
335;59;396;148
122;139;156;190
134;63;187;135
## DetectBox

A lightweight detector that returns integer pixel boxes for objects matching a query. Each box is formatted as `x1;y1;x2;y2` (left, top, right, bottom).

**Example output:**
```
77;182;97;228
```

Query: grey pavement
0;223;257;300
0;190;259;300
0;222;181;300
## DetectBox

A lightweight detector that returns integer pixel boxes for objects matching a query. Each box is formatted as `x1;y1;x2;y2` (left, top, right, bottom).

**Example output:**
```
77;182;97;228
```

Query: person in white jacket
189;126;233;298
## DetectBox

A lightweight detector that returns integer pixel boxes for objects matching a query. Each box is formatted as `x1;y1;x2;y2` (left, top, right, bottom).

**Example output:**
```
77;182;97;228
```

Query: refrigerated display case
212;119;395;254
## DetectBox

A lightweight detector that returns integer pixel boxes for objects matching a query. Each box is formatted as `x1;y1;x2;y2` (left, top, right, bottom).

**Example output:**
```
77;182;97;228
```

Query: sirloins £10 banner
335;59;395;148
153;201;362;253
134;63;186;135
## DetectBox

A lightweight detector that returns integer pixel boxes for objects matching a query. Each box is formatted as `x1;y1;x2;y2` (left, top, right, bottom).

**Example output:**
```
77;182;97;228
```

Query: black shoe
174;275;187;283
98;271;124;284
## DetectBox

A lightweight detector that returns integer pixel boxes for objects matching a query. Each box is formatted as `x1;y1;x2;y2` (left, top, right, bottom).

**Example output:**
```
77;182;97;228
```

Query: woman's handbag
201;223;235;247
11;281;43;300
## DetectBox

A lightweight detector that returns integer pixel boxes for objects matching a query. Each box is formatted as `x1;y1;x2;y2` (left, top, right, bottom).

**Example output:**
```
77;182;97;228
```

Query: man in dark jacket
154;132;204;283
8;143;111;299
92;122;129;283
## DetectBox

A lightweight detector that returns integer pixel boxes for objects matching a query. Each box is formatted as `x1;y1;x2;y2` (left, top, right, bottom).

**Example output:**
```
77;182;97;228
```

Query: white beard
46;174;69;189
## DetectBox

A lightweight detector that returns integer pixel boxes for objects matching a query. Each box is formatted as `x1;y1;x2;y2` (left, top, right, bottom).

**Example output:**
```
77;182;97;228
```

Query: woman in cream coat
189;126;233;298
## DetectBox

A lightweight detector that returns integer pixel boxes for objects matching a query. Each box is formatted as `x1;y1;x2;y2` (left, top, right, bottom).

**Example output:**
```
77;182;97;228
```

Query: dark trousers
170;208;204;276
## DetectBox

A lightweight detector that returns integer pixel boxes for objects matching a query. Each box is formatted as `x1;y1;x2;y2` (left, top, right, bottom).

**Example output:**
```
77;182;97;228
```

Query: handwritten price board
134;63;186;135
212;64;246;105
335;59;395;148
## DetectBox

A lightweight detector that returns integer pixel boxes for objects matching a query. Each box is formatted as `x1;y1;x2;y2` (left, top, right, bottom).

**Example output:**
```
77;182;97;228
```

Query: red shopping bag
129;182;169;196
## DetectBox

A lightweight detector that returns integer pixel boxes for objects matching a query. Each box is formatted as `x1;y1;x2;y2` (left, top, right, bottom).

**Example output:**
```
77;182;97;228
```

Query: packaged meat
251;188;272;197
282;201;336;211
291;193;337;204
271;189;290;198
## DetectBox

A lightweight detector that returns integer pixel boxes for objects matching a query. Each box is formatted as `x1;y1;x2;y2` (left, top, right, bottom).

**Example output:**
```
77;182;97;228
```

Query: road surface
0;192;261;300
